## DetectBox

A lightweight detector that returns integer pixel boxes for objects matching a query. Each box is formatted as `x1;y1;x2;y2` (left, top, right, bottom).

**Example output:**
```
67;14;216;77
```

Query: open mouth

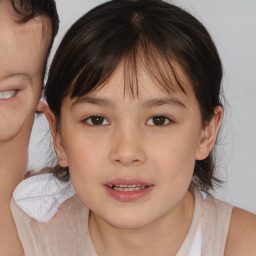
105;181;153;201
0;90;17;99
108;184;149;192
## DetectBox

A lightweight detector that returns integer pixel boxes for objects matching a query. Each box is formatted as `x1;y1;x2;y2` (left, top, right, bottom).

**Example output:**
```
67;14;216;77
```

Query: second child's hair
45;0;223;192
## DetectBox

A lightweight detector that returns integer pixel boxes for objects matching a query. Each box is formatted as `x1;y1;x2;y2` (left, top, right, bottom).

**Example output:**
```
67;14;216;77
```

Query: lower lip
104;185;154;202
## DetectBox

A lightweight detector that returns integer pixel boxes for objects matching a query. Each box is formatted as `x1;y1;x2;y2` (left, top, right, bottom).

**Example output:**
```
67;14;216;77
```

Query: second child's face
55;64;216;230
0;4;51;142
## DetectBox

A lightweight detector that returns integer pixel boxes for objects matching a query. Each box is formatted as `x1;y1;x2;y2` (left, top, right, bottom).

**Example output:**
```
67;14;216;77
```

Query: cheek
148;129;200;184
149;140;196;209
0;78;41;139
0;102;35;141
65;135;105;166
66;143;105;209
0;112;23;141
63;133;106;184
153;148;195;189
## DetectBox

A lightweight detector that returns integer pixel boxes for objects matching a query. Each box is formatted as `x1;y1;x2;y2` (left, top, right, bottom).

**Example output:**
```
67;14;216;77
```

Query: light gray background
28;0;256;213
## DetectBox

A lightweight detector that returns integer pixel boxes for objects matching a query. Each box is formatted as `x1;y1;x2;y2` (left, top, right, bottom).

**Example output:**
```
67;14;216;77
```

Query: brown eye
147;116;172;126
85;115;109;126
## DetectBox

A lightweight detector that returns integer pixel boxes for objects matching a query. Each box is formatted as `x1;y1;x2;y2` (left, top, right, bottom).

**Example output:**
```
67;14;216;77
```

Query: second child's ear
196;106;223;160
37;101;69;168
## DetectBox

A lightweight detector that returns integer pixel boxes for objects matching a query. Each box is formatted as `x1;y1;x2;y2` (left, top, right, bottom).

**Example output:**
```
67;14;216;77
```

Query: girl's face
51;64;221;230
0;5;51;142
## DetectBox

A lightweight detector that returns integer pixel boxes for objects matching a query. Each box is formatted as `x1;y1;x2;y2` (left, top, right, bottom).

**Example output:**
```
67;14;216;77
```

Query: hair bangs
135;41;187;95
70;35;188;101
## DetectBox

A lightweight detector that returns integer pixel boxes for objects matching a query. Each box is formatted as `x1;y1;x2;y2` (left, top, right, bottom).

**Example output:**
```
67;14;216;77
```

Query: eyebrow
143;98;186;108
73;96;115;108
73;96;186;109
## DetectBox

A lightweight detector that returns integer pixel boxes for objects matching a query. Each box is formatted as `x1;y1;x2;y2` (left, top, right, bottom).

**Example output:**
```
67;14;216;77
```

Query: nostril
110;141;146;166
113;157;141;167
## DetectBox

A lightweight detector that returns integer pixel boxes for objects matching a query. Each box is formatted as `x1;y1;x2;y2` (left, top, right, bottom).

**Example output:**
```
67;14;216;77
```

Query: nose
109;126;146;167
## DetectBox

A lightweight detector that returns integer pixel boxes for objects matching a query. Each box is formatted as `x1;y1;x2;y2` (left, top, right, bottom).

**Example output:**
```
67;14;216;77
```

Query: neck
89;190;194;256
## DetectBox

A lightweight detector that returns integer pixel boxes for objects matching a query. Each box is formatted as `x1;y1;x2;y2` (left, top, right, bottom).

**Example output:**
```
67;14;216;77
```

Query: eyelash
146;115;173;126
83;115;110;126
83;115;173;127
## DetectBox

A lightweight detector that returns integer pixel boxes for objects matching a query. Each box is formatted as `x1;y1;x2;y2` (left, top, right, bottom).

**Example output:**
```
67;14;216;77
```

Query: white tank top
188;223;202;256
11;174;233;255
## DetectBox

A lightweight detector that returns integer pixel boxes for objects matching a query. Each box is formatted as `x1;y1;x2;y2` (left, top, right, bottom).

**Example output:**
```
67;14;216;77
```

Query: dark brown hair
45;0;223;192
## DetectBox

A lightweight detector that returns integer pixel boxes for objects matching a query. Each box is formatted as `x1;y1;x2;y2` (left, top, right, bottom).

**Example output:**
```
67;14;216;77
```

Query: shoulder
13;173;75;222
10;198;31;225
201;194;233;255
225;207;256;255
11;196;87;255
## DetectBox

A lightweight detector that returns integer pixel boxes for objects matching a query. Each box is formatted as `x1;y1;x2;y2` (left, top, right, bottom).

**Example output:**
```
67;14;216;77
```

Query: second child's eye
84;115;110;126
147;116;172;126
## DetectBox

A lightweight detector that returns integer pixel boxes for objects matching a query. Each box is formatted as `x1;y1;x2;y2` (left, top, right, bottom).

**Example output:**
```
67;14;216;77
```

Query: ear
37;100;69;168
196;106;223;160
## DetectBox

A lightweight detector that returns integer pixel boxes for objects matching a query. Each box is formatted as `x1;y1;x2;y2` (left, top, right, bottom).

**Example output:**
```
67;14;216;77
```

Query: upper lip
105;178;151;187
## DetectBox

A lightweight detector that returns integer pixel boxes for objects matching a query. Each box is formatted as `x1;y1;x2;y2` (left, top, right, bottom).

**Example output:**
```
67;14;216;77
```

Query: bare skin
225;208;256;255
45;63;256;255
45;64;223;255
0;2;51;255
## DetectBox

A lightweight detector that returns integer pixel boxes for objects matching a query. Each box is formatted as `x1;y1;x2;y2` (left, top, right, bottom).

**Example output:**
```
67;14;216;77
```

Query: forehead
0;2;51;78
91;62;194;99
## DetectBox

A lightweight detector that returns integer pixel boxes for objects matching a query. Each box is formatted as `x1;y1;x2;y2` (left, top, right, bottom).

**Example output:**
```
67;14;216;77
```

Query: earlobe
196;106;223;160
38;101;69;168
36;100;48;113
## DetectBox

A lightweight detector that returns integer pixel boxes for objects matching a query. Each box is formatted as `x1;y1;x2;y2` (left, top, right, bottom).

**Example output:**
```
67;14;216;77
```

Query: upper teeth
111;184;147;191
0;90;16;99
118;185;137;188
